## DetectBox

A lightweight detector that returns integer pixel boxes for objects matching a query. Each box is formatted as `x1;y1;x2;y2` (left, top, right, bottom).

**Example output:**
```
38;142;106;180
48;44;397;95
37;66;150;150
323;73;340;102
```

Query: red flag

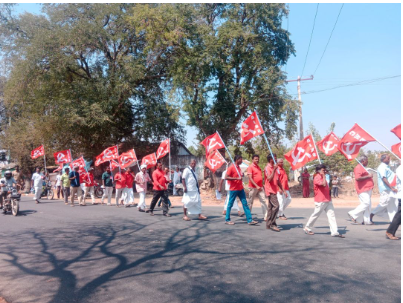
70;157;86;169
200;132;225;157
31;145;45;159
391;124;401;140
338;124;376;161
392;142;401;158
54;149;72;164
141;153;157;169
53;164;63;172
109;159;120;170
205;150;226;173
156;139;170;159
119;149;138;169
284;135;318;170
317;132;340;156
95;145;119;166
240;111;264;145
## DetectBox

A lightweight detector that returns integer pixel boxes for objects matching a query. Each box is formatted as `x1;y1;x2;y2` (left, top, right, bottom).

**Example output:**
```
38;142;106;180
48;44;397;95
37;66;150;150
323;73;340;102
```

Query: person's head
65;167;70;174
74;166;79;172
156;160;162;170
4;170;12;180
106;166;111;173
234;155;242;165
36;167;40;173
304;168;308;173
358;155;368;166
176;166;179;172
252;154;259;165
89;167;94;173
267;153;277;164
190;159;196;169
15;165;20;171
59;170;63;175
141;164;147;173
277;158;284;168
333;175;337;180
164;167;169;174
315;164;327;174
380;154;390;165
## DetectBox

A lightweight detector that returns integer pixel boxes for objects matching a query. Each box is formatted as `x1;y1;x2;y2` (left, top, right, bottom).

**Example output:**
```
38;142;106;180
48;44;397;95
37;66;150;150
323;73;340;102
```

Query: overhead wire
300;3;319;77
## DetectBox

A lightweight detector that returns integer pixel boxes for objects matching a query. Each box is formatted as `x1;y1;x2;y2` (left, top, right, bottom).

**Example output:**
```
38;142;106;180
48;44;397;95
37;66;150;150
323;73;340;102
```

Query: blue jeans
226;189;253;223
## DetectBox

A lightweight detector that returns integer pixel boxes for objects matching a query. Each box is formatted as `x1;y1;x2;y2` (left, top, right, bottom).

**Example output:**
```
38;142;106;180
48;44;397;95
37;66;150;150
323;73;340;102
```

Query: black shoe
138;208;145;212
163;213;171;217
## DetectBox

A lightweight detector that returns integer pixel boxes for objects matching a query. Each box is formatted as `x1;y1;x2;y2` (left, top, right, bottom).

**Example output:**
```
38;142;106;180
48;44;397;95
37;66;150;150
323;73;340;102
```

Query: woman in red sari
301;168;311;198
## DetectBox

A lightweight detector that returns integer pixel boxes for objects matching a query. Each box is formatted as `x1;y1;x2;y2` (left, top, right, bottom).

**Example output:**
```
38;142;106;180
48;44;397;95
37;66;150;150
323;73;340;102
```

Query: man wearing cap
69;166;83;206
0;171;17;210
83;168;97;205
135;164;151;212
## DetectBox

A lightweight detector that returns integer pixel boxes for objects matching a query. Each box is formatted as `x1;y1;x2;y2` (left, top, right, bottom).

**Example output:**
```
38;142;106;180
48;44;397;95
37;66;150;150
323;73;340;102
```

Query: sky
13;3;401;152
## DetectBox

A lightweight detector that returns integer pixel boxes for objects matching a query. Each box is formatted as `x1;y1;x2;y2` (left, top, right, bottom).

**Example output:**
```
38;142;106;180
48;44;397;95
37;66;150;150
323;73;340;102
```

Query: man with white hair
135;164;151;212
31;167;44;204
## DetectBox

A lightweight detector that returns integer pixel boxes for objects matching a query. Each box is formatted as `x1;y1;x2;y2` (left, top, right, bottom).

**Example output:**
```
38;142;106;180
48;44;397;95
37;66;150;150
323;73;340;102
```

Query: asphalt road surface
0;196;400;303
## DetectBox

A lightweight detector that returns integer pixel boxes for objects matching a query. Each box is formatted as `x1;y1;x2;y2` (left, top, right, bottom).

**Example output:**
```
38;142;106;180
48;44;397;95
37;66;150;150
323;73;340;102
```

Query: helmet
4;170;12;179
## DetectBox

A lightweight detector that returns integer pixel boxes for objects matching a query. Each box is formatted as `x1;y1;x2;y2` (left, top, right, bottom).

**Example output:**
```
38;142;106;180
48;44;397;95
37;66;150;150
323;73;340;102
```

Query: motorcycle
2;186;20;216
41;181;54;200
167;182;184;196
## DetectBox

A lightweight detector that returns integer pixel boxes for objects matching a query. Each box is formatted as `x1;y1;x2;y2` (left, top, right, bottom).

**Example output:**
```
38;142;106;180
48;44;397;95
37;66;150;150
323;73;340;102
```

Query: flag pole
216;131;241;177
255;112;277;164
133;149;141;171
168;137;171;181
355;158;369;173
310;133;322;164
43;154;47;173
356;123;400;160
116;145;122;174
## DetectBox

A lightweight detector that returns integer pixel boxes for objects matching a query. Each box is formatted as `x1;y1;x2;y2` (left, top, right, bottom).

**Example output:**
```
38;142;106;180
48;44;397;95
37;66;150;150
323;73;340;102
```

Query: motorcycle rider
0;171;17;209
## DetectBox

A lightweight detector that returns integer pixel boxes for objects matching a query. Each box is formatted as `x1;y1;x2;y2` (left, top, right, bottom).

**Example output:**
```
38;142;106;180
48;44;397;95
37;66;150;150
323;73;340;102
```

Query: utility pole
286;75;314;140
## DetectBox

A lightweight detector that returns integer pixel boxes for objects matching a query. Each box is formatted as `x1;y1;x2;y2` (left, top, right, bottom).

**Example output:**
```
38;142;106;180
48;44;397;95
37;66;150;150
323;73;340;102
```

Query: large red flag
119;149;138;169
109;159;120;170
391;142;401;158
205;150;226;173
95;145;119;166
141;153;157;169
31;145;45;159
338;124;376;161
53;164;63;172
70;157;86;169
240;111;264;145
156;139;170;159
284;135;318;170
200;132;225;157
54;149;72;164
317;132;340;156
391;124;401;140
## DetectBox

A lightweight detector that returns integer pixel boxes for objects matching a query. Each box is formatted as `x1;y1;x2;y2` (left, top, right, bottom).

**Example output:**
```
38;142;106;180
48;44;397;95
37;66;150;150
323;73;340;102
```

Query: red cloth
354;164;374;194
31;145;45;159
156;139;170;159
200;132;225;157
338;123;375;161
277;166;289;191
226;164;243;191
79;174;85;184
152;168;166;191
264;164;278;195
114;172;126;189
84;172;96;187
313;174;330;202
54;149;72;164
391;142;401;158
284;135;318;170
95;146;119;166
205;150;226;172
125;172;135;188
247;163;263;188
317;132;340;156
240;111;264;145
302;173;310;198
391;124;401;139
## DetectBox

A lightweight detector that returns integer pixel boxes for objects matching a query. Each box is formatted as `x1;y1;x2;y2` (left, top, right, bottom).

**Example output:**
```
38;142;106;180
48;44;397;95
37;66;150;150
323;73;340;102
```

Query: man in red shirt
277;158;292;220
146;161;171;216
247;154;267;220
83;168;97;205
348;156;374;224
264;154;284;232
224;155;257;225
123;168;135;207
114;169;126;207
304;164;345;238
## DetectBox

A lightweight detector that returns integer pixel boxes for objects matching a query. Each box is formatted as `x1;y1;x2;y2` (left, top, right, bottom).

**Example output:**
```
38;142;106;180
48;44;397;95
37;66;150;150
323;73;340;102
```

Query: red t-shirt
354;164;374;194
152;168;166;191
226;164;243;191
125;172;135;188
247;163;263;188
79;174;85;184
264;164;278;195
115;172;126;189
277;166;289;191
313;174;331;202
84;172;96;187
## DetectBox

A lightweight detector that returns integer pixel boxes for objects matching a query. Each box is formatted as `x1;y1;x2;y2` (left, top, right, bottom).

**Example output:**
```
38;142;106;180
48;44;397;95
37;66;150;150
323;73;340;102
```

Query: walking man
114;168;126;207
135;164;151;212
83;168;97;205
124;168;135;207
224;155;258;226
146;161;171;216
182;159;207;221
348;156;374;225
31;167;44;204
371;154;398;222
247;154;267;220
386;164;401;240
69;166;83;206
220;164;242;217
61;167;70;204
304;164;345;238
173;166;182;196
277;158;292;220
101;166;113;205
55;170;64;199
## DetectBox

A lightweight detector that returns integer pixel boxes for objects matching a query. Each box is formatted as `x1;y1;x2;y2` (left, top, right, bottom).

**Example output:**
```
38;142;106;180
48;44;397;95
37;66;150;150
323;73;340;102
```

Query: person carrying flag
114;168;126;207
146;161;171;216
69;166;83;206
101;166;113;206
246;154;267;221
135;165;151;212
277;158;292;220
124;168;135;207
83;168;97;205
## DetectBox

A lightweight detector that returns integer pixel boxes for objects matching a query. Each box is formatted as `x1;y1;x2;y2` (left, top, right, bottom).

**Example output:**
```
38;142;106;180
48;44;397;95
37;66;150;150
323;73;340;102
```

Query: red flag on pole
109;159;120;170
95;146;119;166
156;139;170;159
284;135;319;170
317;132;340;156
391;142;401;158
31;145;45;159
240;111;264;145
391;124;401;140
54;149;72;164
338;124;376;161
54;164;63;172
205;150;227;173
70;157;86;169
119;149;138;169
200;132;225;157
141;153;157;169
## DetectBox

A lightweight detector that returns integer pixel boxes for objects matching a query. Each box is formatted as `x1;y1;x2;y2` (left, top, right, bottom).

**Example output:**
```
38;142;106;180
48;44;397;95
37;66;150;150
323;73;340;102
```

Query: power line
313;4;344;76
300;3;319;77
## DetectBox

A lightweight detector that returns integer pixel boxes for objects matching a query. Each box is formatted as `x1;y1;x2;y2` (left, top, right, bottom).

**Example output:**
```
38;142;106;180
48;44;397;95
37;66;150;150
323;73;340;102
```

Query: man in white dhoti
182;159;207;221
371;154;398;222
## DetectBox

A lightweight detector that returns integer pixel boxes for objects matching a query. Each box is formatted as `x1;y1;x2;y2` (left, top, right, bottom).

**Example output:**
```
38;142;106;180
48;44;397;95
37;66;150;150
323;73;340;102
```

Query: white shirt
31;173;43;187
221;170;230;191
56;175;62;187
395;165;402;199
182;167;198;192
173;171;182;183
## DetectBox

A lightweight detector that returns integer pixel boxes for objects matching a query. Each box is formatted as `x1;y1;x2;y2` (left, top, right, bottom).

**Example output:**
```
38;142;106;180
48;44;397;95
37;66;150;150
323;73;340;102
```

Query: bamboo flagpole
255;112;277;164
168;137;171;182
310;132;322;164
216;131;241;177
133;148;141;171
116;145;122;175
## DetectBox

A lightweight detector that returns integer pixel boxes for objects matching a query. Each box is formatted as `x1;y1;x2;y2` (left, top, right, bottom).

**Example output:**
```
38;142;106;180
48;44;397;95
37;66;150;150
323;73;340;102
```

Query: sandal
303;228;314;235
183;216;191;221
225;221;235;225
347;213;357;224
332;234;345;238
198;215;208;220
248;221;258;225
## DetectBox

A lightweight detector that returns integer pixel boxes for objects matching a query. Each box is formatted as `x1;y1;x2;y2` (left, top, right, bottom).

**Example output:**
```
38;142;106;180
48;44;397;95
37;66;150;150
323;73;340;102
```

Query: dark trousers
57;186;64;199
157;191;172;207
266;193;279;228
150;190;169;214
63;187;70;203
387;199;401;235
332;187;339;198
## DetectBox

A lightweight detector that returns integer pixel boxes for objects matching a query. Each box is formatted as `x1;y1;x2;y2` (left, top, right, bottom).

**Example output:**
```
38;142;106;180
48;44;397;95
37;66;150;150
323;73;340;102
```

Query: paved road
0;196;400;303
